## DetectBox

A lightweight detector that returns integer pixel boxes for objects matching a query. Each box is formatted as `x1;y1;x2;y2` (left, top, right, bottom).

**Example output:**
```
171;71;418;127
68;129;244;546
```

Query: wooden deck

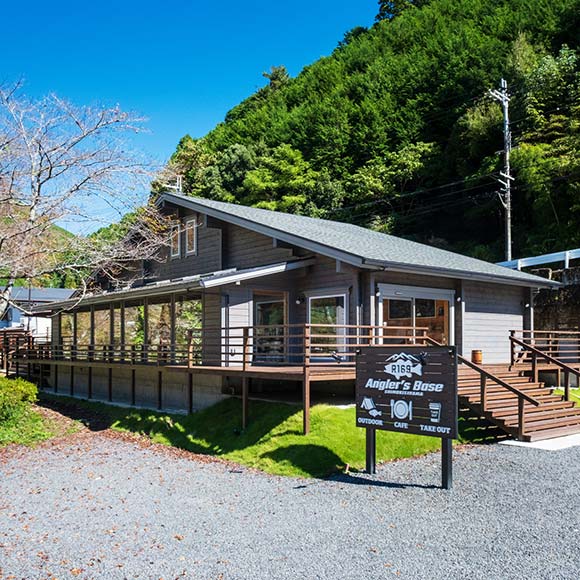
10;326;580;440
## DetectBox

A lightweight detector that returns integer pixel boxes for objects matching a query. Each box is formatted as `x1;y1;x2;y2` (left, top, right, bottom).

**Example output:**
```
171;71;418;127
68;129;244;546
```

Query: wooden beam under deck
20;357;357;382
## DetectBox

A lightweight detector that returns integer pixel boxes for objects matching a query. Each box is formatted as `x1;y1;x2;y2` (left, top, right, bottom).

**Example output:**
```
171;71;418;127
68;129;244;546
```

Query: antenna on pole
489;78;513;261
163;175;183;194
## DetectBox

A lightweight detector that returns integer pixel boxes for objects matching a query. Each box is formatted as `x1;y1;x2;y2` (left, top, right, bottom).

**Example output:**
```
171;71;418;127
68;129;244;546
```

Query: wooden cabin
21;194;580;441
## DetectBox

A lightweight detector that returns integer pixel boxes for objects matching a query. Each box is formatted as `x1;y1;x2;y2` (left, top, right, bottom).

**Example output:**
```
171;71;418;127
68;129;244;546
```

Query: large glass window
60;313;74;345
124;305;145;346
254;297;285;363
175;298;202;362
308;294;347;356
148;302;171;346
93;308;110;346
76;311;91;345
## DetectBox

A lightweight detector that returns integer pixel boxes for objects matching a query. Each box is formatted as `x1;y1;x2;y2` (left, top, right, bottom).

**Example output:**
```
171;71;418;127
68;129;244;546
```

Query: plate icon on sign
391;399;413;421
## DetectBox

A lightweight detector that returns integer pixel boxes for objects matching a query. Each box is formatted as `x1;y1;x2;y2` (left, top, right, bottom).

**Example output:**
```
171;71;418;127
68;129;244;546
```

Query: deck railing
425;336;540;440
510;329;580;367
12;323;430;370
510;330;580;401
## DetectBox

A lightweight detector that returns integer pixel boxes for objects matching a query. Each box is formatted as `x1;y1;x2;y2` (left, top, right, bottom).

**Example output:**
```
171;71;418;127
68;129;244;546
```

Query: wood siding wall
462;281;525;364
149;221;222;280
223;223;294;270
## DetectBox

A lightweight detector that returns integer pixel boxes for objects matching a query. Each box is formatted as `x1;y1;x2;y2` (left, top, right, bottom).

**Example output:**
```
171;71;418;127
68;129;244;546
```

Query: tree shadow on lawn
39;392;118;431
38;392;302;454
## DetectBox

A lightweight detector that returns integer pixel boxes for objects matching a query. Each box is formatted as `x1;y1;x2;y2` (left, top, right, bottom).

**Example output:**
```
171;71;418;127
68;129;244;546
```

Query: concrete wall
47;365;226;413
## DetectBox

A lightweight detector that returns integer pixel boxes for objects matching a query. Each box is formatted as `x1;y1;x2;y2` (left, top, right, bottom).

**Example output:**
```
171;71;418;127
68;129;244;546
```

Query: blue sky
3;1;377;166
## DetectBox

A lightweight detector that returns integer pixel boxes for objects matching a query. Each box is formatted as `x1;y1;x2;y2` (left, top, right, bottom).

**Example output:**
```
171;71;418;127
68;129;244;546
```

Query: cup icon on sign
429;402;442;423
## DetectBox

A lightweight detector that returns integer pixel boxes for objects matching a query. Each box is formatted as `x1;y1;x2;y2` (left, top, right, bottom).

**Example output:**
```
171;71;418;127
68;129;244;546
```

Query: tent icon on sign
361;397;382;417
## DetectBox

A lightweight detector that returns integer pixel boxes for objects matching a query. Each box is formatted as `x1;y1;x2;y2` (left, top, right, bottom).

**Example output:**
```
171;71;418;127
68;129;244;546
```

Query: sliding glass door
379;285;454;345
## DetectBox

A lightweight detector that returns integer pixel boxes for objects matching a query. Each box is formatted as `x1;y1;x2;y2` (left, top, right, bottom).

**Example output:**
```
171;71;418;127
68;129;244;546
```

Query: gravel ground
1;431;579;580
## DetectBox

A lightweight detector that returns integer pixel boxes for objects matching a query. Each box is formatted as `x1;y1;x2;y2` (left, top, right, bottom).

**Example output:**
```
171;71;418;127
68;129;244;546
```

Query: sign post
356;346;458;490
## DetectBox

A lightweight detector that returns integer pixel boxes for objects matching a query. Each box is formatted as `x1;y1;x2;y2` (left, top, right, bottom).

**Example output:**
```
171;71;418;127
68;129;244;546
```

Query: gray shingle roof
11;288;75;303
162;193;556;288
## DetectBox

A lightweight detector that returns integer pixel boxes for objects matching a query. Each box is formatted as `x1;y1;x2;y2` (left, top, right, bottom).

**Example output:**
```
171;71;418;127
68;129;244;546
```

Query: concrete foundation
46;365;226;413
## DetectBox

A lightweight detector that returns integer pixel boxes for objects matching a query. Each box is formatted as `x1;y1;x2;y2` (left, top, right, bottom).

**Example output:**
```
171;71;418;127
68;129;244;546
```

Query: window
307;293;348;356
185;219;198;255
170;223;181;258
415;299;436;318
254;296;286;363
388;299;412;320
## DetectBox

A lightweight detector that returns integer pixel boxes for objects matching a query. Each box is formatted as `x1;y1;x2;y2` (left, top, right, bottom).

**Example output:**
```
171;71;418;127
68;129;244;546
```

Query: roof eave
159;193;560;289
31;258;316;314
363;259;560;289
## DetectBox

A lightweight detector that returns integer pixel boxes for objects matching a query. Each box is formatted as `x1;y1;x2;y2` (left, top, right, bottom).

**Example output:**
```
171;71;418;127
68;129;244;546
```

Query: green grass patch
0;408;55;447
40;394;489;478
555;388;580;406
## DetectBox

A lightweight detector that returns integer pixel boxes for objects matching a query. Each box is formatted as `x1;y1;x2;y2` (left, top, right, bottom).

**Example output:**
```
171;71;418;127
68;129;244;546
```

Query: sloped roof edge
158;193;558;289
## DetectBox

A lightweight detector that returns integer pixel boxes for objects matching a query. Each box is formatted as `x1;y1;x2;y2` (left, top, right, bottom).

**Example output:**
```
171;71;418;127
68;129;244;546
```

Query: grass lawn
555;388;580;406
0;408;60;447
39;394;491;478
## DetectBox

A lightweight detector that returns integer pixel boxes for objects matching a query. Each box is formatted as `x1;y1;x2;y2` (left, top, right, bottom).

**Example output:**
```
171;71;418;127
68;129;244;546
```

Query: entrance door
379;285;454;345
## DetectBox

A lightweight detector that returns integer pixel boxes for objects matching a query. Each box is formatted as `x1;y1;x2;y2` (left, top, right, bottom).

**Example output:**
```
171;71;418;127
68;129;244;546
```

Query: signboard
356;346;458;439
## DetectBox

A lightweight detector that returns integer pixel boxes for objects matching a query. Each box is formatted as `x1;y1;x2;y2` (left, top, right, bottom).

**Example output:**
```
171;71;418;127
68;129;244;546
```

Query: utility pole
489;78;514;261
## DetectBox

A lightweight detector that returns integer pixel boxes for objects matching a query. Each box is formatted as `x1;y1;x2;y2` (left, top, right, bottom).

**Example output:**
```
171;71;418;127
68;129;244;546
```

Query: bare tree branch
0;82;169;319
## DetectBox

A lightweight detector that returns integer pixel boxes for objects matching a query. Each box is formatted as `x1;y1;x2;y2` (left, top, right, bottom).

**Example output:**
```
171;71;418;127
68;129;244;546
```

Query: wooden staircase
458;365;580;442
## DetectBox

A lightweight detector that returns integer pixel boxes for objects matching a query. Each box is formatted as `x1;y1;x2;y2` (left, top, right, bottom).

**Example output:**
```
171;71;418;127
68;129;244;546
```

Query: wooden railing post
518;397;525;441
303;325;311;435
304;325;311;369
509;330;515;368
242;327;250;371
564;370;570;401
531;351;538;383
480;375;487;412
187;330;193;368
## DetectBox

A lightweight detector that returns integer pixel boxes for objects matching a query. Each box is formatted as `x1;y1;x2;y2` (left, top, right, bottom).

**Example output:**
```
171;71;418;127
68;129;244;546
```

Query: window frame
185;218;198;256
170;222;181;259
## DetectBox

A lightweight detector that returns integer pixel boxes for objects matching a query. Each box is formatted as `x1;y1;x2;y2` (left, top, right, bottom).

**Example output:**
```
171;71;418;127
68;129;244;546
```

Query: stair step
516;413;580;432
502;408;580;427
460;391;553;404
475;395;563;408
458;372;522;380
492;401;575;418
457;361;580;441
458;382;545;394
525;425;580;442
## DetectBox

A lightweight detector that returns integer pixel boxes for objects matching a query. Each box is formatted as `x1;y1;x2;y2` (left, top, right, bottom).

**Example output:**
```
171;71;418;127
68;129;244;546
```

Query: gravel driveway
1;430;578;580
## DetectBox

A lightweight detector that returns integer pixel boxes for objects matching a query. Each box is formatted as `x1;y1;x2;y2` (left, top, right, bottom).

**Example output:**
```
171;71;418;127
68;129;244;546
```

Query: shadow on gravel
327;473;439;490
262;444;344;477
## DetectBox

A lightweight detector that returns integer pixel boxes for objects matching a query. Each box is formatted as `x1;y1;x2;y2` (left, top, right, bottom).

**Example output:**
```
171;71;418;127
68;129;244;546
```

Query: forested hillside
163;0;580;261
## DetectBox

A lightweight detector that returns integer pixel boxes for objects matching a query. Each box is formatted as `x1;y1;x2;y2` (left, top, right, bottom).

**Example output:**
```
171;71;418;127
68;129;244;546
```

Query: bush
0;377;38;423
